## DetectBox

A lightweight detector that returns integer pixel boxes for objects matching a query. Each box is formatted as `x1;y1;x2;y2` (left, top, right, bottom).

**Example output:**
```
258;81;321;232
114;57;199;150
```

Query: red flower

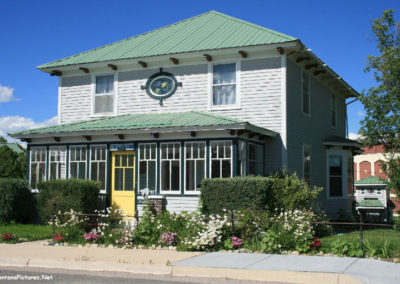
311;237;321;250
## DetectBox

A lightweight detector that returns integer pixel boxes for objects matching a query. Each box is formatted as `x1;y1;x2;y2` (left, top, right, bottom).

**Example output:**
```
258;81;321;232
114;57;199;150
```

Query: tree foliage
359;9;400;196
0;145;26;179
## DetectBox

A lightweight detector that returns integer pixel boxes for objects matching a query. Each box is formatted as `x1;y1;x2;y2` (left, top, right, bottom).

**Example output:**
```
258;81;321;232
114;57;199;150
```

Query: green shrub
0;178;36;224
201;172;321;215
37;179;100;222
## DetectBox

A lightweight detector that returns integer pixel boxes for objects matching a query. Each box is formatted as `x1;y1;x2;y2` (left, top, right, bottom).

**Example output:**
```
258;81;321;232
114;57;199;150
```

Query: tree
359;9;400;196
0;137;7;143
0;145;26;179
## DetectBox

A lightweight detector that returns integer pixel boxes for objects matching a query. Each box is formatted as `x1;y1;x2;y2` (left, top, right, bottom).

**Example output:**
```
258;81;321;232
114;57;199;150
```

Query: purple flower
231;236;242;247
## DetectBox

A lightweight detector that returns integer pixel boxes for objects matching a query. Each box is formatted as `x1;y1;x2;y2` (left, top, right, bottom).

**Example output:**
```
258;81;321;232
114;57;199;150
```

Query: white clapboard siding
165;196;200;214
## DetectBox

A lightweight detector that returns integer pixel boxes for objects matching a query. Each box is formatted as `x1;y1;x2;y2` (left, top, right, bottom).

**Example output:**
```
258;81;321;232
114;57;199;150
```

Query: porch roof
9;111;278;139
355;176;388;186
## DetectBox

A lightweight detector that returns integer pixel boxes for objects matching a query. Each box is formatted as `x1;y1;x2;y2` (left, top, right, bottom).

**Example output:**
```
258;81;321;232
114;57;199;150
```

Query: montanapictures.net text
0;274;53;281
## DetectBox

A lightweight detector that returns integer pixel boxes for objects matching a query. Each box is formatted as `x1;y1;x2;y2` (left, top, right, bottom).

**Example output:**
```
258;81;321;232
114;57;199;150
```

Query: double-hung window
90;145;107;192
302;71;310;115
69;145;87;179
30;147;47;188
329;156;342;197
185;142;206;192
248;143;263;175
139;144;157;194
210;141;232;178
303;145;311;187
49;146;66;180
212;63;237;106
94;75;114;114
331;93;337;128
160;142;180;192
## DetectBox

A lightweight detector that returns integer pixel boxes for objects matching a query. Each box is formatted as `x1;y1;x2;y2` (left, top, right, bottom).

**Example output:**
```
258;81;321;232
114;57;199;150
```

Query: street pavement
0;241;399;283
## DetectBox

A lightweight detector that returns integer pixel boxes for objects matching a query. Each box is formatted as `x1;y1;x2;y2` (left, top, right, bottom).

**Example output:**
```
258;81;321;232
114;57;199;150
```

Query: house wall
59;56;283;173
286;58;348;215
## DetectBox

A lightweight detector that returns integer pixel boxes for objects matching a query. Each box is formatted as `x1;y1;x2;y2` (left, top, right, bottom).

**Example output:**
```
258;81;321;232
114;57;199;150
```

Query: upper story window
94;75;114;114
212;63;237;107
331;93;337;128
302;71;310;115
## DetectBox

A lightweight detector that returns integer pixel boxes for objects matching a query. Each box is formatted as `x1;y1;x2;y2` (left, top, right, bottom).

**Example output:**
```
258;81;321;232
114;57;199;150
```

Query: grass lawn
320;228;400;253
0;224;53;242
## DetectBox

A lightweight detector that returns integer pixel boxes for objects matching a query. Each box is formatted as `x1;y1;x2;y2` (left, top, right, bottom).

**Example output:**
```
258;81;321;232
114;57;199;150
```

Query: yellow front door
111;151;135;217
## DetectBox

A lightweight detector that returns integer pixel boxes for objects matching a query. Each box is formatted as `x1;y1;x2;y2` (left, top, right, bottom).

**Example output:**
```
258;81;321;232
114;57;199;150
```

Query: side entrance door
111;151;135;217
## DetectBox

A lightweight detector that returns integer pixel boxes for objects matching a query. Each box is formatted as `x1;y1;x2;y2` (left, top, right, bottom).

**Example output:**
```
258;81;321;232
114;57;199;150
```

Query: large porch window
160;142;180;193
210;141;232;178
69;146;87;179
139;143;157;194
30;147;47;188
185;142;206;193
90;145;107;192
49;146;66;180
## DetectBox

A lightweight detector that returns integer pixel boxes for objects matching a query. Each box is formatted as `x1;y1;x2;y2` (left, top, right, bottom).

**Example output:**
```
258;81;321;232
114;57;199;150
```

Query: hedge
0;178;36;224
37;179;100;222
200;173;321;214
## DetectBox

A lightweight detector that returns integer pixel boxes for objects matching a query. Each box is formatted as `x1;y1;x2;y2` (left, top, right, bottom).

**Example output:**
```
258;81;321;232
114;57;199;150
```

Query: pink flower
231;236;242;247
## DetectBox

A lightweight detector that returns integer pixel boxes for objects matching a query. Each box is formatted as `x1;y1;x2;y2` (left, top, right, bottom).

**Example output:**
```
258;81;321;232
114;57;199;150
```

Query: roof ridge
38;11;215;69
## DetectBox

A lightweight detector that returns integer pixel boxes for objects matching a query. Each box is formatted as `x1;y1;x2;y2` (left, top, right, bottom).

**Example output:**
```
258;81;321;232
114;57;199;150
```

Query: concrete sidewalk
0;242;397;283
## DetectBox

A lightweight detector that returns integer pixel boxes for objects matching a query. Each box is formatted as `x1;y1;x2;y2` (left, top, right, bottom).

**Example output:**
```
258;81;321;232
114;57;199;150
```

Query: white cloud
357;111;364;117
348;132;360;140
0;115;57;146
0;84;19;103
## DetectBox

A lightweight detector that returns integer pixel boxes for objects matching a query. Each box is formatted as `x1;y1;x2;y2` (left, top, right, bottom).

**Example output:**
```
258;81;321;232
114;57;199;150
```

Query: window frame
49;146;67;181
29;147;47;189
331;93;337;128
326;149;350;199
248;142;263;176
209;140;233;178
91;72;118;117
301;71;310;116
89;144;108;194
302;144;311;187
208;61;241;110
237;140;247;176
184;141;206;194
69;145;87;180
138;143;157;195
159;142;181;195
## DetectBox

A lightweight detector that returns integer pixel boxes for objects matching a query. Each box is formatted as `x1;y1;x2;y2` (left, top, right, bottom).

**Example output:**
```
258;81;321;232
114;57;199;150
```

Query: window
210;141;232;178
94;75;114;114
30;147;46;188
237;141;246;176
346;156;353;196
185;142;206;192
160;142;180;192
329;156;342;197
212;63;237;106
331;93;337;128
248;143;263;175
303;145;311;187
139;144;157;195
69;146;87;179
302;71;310;115
49;146;66;180
90;145;107;191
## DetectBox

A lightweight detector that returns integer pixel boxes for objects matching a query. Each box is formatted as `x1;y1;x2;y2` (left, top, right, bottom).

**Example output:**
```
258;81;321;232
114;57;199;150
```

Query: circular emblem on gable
142;69;182;105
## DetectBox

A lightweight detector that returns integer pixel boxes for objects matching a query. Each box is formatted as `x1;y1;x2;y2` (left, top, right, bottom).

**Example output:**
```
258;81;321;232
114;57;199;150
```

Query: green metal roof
9;111;277;137
0;143;25;153
38;11;297;69
355;176;388;185
358;199;384;208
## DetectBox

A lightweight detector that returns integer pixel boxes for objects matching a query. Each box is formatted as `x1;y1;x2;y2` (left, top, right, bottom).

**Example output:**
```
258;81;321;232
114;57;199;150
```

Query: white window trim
302;144;311;186
208;61;241;111
184;141;206;195
69;145;87;179
326;148;349;199
29;147;47;189
248;142;263;175
160;142;181;195
301;70;311;117
91;72;118;117
138;143;157;195
89;145;108;194
331;93;337;129
209;140;233;178
49;146;67;180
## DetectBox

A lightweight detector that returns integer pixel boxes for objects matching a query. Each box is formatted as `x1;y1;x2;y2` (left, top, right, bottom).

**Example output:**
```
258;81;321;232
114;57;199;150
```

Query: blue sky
0;0;398;142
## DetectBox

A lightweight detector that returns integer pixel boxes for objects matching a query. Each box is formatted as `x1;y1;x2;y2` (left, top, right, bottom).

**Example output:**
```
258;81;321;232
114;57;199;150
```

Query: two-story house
10;11;361;217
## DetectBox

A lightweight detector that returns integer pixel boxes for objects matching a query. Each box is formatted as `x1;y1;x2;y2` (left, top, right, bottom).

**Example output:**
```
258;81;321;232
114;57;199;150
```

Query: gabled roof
9;111;278;138
355;176;388;186
38;11;297;69
0;142;25;153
